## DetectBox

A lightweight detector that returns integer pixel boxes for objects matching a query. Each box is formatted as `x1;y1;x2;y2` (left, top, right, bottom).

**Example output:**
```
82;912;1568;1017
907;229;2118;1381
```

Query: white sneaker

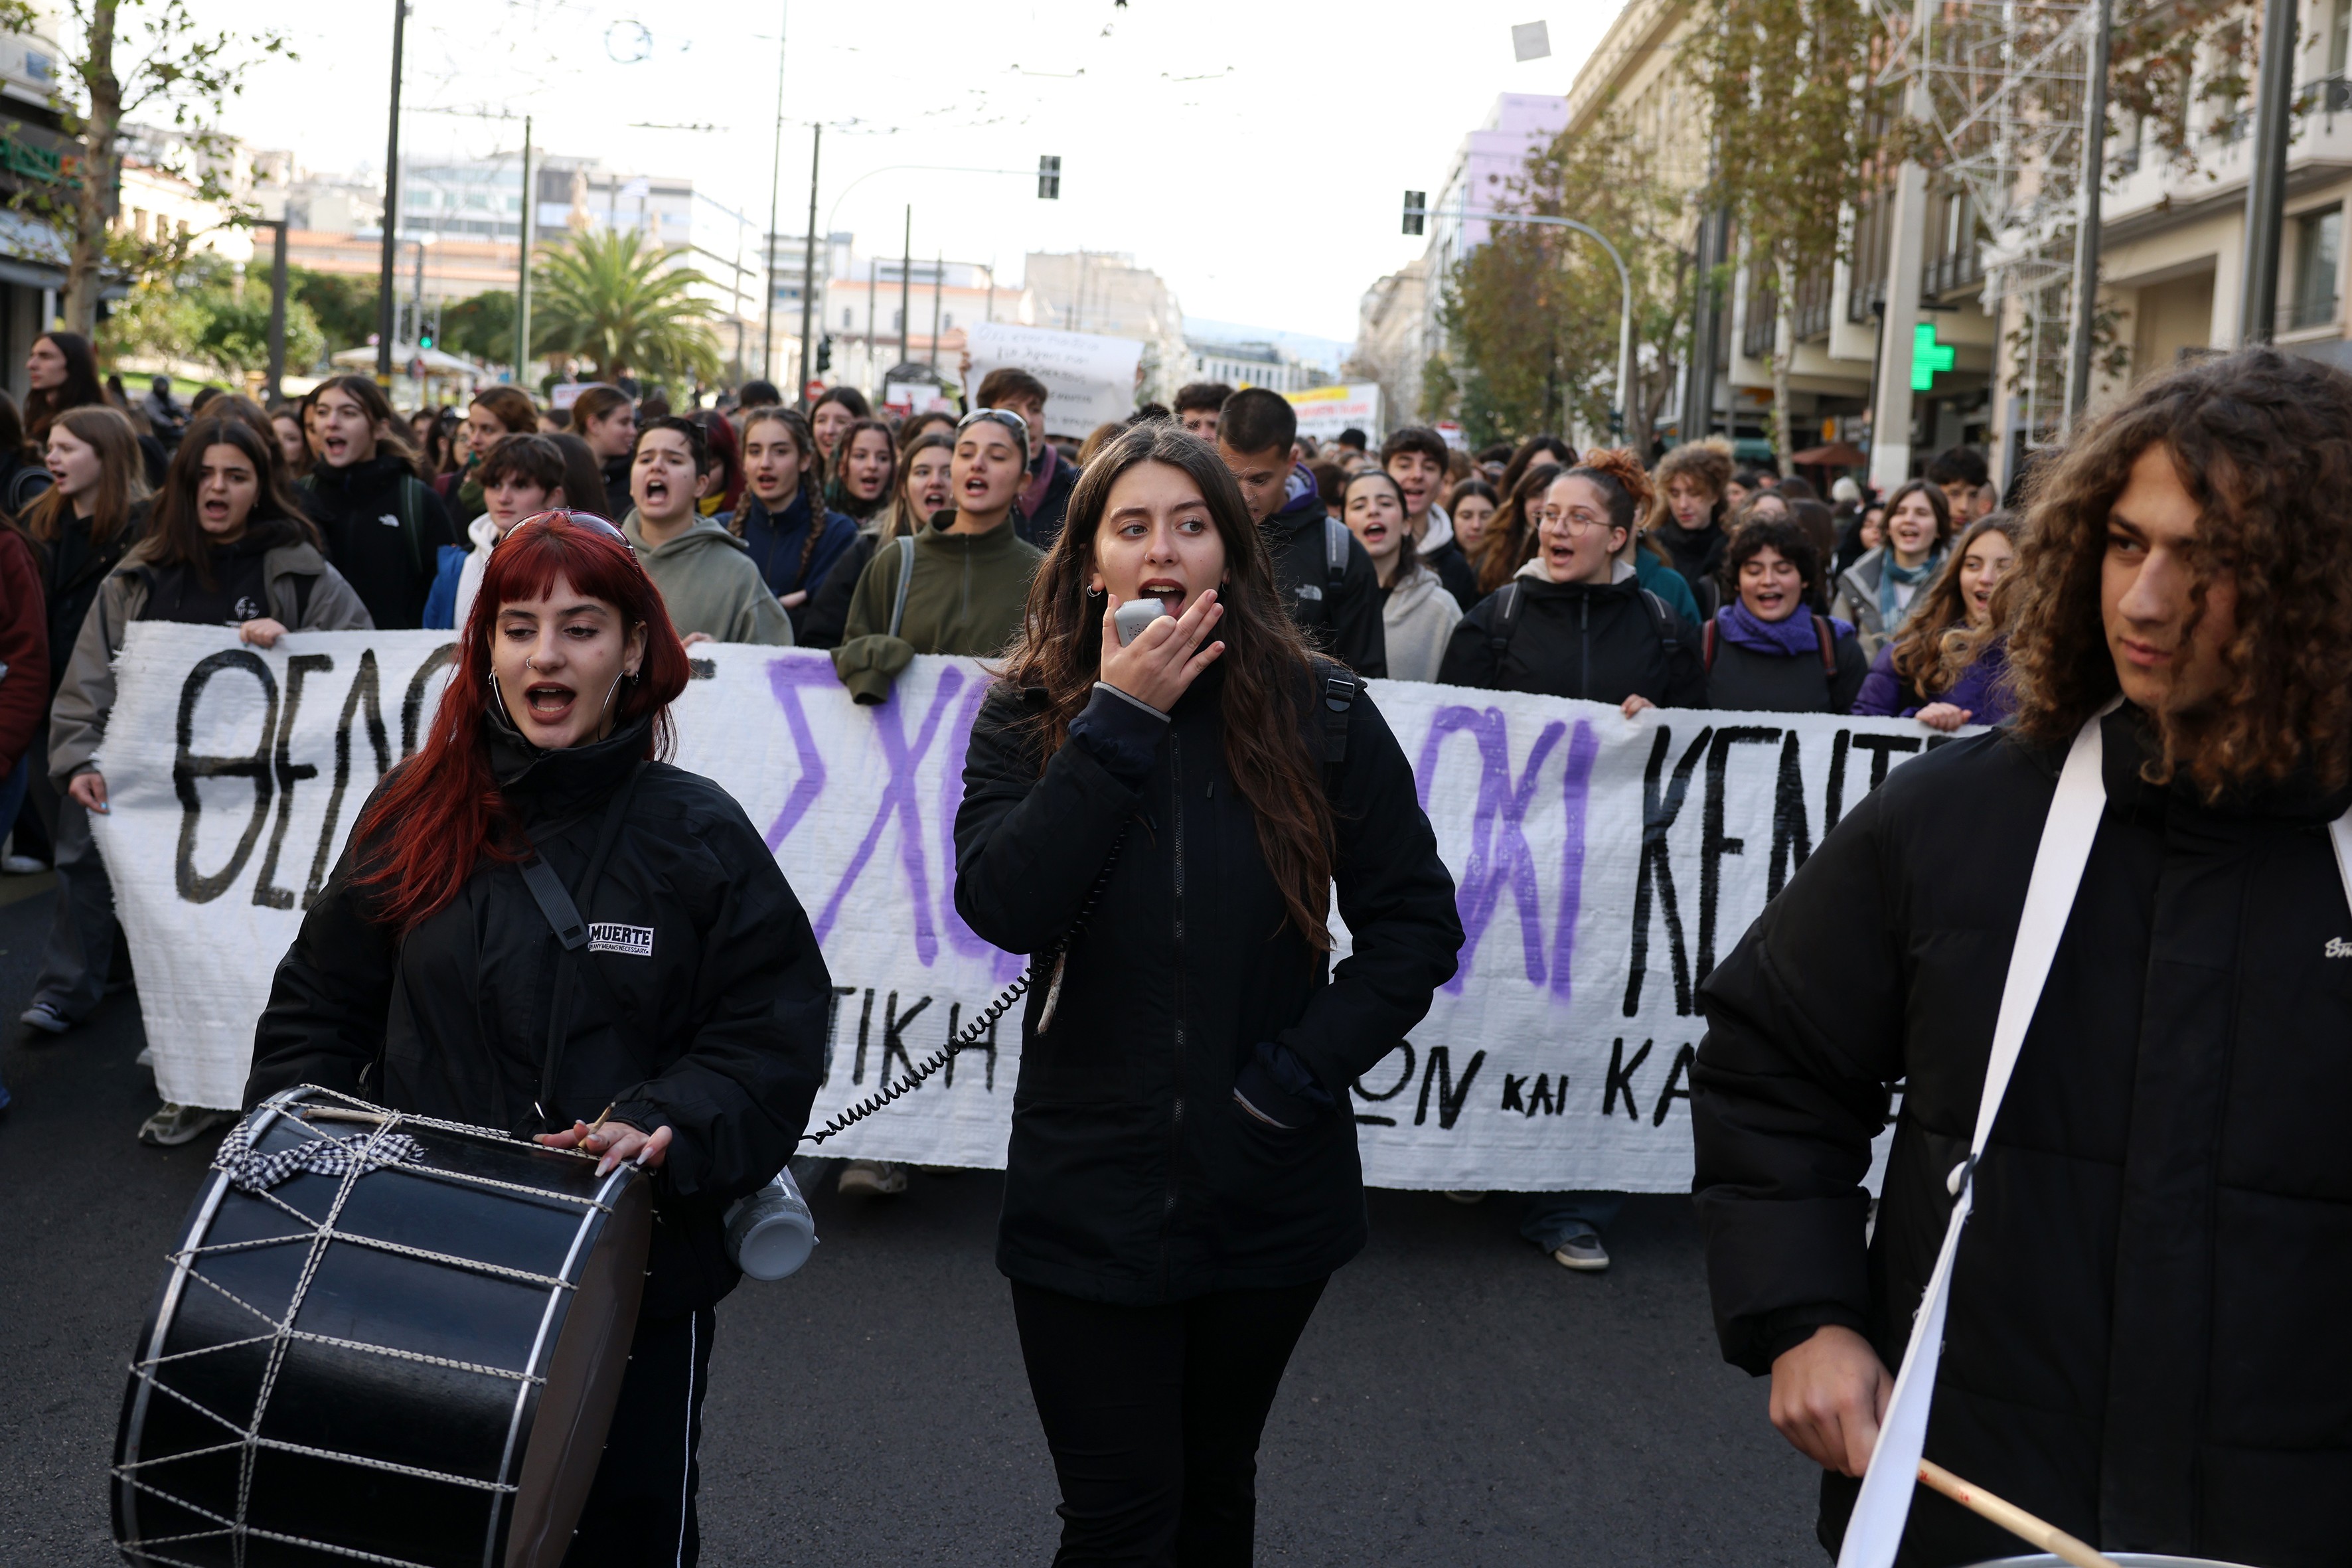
1549;1233;1610;1272
1;853;47;874
836;1158;908;1196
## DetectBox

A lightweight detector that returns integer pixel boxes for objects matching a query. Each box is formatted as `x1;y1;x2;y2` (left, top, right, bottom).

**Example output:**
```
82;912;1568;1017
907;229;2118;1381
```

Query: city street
0;886;1825;1567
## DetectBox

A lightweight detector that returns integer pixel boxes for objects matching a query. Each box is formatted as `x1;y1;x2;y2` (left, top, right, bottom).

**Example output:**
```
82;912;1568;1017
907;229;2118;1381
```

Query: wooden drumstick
1917;1460;2121;1568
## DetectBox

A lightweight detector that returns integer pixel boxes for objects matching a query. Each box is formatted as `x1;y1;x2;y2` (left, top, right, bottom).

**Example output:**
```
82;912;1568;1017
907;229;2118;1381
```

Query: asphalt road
0;886;1829;1567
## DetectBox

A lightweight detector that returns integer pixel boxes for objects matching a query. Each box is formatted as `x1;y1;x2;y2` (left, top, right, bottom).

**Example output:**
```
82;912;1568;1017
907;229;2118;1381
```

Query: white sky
199;1;1614;345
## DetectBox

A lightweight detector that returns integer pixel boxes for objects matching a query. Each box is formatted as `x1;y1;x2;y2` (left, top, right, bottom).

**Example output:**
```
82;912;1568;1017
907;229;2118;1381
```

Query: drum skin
111;1086;652;1568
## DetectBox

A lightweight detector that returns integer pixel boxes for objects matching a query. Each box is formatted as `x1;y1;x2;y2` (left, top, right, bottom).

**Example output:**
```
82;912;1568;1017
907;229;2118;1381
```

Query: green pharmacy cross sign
1911;321;1956;392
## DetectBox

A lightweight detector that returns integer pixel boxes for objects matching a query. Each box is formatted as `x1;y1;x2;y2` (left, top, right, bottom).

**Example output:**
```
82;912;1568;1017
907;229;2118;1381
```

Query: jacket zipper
1579;596;1591;701
1162;730;1187;1292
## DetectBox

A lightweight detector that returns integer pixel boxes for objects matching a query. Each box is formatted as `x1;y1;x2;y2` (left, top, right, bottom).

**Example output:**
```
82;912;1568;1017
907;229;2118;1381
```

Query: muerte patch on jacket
587;923;655;958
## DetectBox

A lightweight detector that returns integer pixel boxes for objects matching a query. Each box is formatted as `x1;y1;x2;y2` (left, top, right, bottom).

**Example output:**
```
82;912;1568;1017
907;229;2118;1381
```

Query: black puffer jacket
36;503;146;696
247;715;832;1318
1262;501;1387;680
955;667;1462;1304
1437;570;1705;707
300;455;457;631
1693;706;2352;1567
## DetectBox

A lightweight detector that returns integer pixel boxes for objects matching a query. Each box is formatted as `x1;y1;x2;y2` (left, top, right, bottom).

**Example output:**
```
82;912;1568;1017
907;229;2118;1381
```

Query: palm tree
531;228;722;384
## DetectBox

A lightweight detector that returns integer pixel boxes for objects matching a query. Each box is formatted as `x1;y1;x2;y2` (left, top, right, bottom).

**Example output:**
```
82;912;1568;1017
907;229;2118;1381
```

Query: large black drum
112;1085;653;1568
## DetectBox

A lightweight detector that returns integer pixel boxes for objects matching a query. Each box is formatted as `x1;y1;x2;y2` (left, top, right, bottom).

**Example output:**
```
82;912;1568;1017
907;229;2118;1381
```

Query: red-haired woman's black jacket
246;717;832;1317
1693;706;2352;1565
955;666;1463;1305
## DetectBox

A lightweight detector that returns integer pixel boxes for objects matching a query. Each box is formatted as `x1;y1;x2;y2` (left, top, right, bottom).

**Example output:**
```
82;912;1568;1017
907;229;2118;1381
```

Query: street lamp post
375;0;408;383
1403;197;1636;439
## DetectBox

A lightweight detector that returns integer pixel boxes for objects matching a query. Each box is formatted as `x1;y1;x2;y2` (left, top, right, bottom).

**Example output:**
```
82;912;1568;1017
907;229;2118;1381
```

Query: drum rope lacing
114;1094;619;1568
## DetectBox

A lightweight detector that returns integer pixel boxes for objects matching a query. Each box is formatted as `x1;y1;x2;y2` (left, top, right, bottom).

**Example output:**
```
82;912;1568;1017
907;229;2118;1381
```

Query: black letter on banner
1500;1073;1526;1113
1697;727;1779;981
174;651;278;903
1622;726;1711;1018
1527;1073;1559;1117
1413;1046;1484;1130
1768;731;1812;900
821;984;856;1084
400;642;458;758
1849;733;1923;795
941;1001;1000;1091
1352;1042;1415;1127
305;650;392;906
1603;1037;1652;1120
252;654;331;908
1824;730;1853;835
850;988;876;1083
1651;1043;1697;1127
880;993;931;1080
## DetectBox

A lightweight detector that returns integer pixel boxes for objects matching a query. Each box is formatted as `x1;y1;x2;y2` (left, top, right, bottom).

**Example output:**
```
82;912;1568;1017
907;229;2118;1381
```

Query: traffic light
1402;191;1426;236
817;334;833;372
1038;155;1061;200
418;329;434;351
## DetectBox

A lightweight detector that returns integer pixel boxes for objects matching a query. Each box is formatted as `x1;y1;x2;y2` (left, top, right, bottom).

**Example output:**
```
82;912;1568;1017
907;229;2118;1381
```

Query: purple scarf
1715;600;1854;657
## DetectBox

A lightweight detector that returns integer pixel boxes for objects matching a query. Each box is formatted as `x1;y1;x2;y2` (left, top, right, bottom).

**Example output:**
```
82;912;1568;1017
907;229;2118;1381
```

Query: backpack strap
888;533;916;640
293;571;315;627
1486;580;1525;664
1316;662;1358;766
396;476;424;578
1701;617;1717;672
1324;516;1350;599
1813;613;1838;678
1638;588;1680;659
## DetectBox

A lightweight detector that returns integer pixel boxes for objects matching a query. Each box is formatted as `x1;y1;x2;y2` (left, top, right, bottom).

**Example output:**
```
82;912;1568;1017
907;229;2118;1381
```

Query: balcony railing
2284;292;2340;331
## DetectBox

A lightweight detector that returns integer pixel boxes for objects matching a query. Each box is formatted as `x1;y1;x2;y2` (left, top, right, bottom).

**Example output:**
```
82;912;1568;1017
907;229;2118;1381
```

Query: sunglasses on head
501;510;632;548
958;407;1029;445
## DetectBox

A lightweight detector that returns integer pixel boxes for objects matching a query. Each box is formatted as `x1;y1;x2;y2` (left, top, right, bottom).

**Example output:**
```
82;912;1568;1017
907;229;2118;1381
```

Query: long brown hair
737;406;830;584
1889;512;2021;695
311;374;429;479
139;418;319;585
25;405;147;547
23;331;105;443
998;423;1337;948
1473;459;1564;593
2007;347;2352;793
886;430;953;542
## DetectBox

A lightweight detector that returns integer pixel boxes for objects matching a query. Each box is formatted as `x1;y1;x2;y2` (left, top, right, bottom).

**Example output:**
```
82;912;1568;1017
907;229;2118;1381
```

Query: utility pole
258;219;289;402
929;250;943;372
761;0;787;382
374;0;407;382
2238;0;2299;345
2061;0;2112;428
797;125;821;403
514;115;534;382
898;205;912;370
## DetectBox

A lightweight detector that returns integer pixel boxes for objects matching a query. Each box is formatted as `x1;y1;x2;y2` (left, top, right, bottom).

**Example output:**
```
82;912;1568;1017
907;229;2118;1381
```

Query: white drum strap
1838;711;2352;1567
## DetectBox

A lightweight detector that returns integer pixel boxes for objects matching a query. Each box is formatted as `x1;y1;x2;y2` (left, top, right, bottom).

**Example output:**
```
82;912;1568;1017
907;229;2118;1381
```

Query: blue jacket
737;491;857;602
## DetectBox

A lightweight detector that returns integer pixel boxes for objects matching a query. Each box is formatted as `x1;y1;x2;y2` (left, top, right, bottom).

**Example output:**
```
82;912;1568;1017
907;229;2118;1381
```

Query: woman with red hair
246;512;832;1566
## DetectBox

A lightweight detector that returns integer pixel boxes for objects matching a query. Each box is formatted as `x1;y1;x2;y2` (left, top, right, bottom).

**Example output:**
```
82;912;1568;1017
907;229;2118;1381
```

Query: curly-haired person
1691;347;2352;1566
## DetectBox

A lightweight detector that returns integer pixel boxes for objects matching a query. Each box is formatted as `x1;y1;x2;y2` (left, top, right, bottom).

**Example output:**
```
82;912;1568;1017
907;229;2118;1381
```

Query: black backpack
1701;615;1839;679
1484;579;1682;666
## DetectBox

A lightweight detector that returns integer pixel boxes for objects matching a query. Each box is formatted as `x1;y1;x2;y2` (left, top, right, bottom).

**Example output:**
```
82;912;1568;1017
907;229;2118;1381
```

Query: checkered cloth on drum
212;1121;425;1193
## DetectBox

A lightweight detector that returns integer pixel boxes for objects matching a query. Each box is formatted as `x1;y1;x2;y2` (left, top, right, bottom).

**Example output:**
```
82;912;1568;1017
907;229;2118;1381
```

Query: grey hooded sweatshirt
622;510;795;647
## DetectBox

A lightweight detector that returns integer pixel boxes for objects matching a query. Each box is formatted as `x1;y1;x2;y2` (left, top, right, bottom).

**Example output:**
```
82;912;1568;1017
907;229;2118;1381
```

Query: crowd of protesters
5;327;2348;1568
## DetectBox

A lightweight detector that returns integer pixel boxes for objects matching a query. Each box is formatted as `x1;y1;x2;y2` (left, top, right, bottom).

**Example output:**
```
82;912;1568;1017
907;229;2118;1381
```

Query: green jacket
622;510;795;647
832;514;1043;704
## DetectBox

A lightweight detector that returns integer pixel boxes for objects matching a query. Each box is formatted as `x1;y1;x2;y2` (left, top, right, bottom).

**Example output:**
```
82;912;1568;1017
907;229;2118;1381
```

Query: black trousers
1010;1275;1329;1568
564;1305;714;1568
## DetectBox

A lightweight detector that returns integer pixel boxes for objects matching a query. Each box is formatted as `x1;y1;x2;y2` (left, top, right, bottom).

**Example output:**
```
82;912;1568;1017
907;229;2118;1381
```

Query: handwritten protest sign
965;321;1141;433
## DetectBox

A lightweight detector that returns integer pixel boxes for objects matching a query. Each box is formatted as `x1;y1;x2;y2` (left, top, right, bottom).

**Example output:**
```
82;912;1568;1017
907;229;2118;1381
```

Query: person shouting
734;406;856;638
1342;469;1457;682
1700;516;1867;713
1694;348;2352;1566
1439;451;1705;720
1215;388;1385;679
975;368;1076;548
39;418;370;1144
424;433;574;633
1831;478;1952;657
824;416;896;526
248;512;829;1567
1853;512;2022;730
297;375;458;631
621;417;793;647
1381;426;1478;609
799;428;951;653
956;421;1460;1565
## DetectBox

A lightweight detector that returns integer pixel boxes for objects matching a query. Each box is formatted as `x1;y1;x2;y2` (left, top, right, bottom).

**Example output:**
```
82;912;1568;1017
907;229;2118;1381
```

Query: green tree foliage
440;290;516;365
1431;114;1694;450
1700;0;1887;473
289;267;378;357
531;228;720;385
0;1;293;335
98;252;323;380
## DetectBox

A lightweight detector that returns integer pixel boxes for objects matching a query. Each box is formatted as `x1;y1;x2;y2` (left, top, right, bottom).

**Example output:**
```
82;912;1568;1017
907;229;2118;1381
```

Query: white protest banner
965;321;1141;433
1285;383;1383;444
96;625;1931;1189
